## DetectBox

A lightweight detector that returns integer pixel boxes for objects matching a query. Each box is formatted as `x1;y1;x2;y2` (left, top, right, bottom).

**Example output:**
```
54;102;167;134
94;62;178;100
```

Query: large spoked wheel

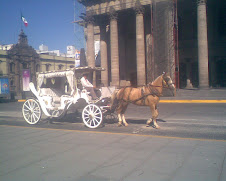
82;104;103;128
22;99;42;125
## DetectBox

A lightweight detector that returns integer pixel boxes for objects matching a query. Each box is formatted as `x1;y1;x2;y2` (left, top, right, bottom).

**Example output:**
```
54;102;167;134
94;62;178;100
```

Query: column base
110;81;120;88
198;86;210;89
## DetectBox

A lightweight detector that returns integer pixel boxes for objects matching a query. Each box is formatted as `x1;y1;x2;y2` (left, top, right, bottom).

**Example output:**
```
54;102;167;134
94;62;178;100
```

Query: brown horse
110;73;175;128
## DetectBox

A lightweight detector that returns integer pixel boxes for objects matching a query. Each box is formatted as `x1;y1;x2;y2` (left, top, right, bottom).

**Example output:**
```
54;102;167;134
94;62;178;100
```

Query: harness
119;78;173;105
120;85;161;105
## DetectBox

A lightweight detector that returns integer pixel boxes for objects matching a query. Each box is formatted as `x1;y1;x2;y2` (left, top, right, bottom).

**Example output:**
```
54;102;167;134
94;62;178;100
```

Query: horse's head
162;73;175;94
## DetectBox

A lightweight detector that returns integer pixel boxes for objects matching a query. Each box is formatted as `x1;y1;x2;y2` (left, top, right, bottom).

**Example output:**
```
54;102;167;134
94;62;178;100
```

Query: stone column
30;61;35;83
135;5;146;86
86;17;95;67
165;3;175;83
100;24;108;86
19;62;23;95
86;16;96;86
110;11;120;87
15;61;20;95
197;0;209;88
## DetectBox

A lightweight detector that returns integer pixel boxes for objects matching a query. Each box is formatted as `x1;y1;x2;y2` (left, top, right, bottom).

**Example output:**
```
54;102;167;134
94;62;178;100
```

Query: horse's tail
110;89;119;112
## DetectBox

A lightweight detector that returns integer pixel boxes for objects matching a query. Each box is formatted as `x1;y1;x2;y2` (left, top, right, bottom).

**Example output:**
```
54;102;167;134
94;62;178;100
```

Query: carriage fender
29;82;51;117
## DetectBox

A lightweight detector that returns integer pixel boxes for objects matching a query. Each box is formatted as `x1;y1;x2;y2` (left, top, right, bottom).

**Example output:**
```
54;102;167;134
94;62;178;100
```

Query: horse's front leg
147;104;160;129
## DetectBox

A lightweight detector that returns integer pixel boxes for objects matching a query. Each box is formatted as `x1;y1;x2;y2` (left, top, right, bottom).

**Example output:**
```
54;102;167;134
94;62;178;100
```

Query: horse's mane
150;75;163;85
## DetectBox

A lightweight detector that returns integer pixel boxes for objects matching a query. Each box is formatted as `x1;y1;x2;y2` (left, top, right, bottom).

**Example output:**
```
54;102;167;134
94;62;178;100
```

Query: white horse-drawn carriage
22;67;115;128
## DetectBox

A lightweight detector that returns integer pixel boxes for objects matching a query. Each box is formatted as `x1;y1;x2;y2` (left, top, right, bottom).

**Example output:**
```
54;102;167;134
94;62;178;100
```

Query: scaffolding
151;0;179;88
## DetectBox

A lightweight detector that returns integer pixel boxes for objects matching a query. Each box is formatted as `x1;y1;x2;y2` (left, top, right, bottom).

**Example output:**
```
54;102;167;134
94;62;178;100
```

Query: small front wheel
22;99;42;124
82;104;103;128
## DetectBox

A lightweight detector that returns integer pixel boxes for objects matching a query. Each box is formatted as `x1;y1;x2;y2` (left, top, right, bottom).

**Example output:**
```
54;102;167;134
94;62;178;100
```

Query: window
46;64;51;71
58;64;63;70
10;78;14;86
23;62;29;69
10;63;15;73
36;64;40;72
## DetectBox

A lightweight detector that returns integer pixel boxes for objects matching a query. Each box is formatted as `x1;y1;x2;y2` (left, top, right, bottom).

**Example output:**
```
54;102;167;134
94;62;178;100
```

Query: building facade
78;0;226;88
0;30;75;99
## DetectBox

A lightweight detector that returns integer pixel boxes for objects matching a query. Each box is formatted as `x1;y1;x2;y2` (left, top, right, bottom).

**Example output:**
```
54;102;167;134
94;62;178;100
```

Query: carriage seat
39;88;63;103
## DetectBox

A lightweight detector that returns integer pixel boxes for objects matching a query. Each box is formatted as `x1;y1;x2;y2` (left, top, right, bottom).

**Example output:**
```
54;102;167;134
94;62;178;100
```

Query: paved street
0;88;226;180
0;101;226;140
0;125;226;181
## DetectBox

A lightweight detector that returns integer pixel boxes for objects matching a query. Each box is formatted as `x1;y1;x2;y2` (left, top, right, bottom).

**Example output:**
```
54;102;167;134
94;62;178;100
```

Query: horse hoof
124;123;129;127
118;123;122;127
146;124;150;127
155;126;160;129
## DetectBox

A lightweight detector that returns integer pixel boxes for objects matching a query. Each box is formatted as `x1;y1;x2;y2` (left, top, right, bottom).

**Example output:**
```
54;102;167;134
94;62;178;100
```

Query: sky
0;0;85;53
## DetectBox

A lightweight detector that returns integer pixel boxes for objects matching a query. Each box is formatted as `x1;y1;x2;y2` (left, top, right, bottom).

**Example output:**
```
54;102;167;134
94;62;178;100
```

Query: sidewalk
160;88;226;103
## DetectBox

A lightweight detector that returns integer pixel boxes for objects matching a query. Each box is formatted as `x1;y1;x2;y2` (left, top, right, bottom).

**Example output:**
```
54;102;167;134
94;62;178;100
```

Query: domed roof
8;30;39;62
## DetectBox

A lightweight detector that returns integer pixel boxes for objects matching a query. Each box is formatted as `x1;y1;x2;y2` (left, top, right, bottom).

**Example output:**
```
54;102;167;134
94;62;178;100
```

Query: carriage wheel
82;104;103;128
22;99;42;124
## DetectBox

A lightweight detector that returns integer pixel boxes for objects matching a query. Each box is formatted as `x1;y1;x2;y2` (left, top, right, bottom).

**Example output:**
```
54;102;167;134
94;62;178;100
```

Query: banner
0;78;9;94
23;69;30;91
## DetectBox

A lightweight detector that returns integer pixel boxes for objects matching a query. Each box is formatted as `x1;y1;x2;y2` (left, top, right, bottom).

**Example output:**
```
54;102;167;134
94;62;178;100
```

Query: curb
160;100;226;103
18;100;26;102
17;99;226;103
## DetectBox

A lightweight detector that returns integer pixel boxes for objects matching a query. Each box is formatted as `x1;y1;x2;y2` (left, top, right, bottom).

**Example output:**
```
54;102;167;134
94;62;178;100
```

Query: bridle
147;76;175;96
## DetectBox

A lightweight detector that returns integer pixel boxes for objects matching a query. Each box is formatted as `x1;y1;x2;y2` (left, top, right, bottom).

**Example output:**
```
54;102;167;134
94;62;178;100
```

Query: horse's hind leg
116;102;128;127
146;118;153;126
121;103;129;126
117;113;123;127
122;114;128;127
148;104;160;129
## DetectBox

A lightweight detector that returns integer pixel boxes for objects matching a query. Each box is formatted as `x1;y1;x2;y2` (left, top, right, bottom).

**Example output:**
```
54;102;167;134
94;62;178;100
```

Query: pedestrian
80;74;98;100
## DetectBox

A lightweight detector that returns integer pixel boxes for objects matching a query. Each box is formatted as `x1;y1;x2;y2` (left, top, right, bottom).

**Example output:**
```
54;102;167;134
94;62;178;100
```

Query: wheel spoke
91;119;95;126
27;100;31;109
94;111;101;116
93;107;98;114
85;118;91;124
84;110;90;115
33;110;40;114
93;118;99;124
24;103;31;111
30;113;33;123
33;112;39;120
33;106;40;111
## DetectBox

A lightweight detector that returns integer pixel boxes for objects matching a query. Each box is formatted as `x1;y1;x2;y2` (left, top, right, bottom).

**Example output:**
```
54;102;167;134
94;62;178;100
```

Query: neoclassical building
78;0;225;88
0;30;75;99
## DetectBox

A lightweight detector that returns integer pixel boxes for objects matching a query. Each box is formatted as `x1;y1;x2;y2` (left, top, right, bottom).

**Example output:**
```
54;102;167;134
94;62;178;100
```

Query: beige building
78;0;226;88
0;30;75;99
